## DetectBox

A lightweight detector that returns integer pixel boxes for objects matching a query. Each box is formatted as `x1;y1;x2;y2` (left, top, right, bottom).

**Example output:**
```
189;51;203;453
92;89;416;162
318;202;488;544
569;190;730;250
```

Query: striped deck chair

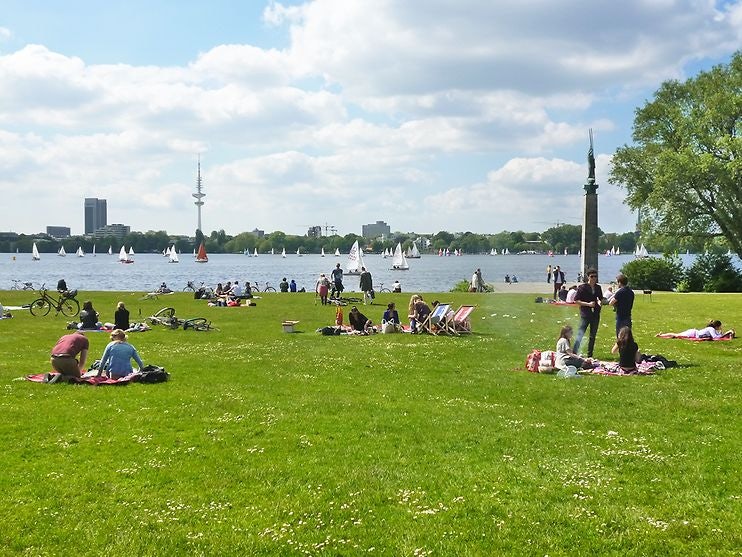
420;303;452;335
450;305;476;334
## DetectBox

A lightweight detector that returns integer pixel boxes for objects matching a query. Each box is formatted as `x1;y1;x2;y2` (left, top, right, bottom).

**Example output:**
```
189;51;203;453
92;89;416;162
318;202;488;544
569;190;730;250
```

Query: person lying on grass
657;320;735;340
555;325;596;371
611;326;641;372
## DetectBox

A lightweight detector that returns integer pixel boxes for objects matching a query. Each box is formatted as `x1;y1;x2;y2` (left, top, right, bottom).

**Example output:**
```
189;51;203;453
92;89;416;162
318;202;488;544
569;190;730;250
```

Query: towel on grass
582;360;662;376
655;333;733;341
25;372;136;385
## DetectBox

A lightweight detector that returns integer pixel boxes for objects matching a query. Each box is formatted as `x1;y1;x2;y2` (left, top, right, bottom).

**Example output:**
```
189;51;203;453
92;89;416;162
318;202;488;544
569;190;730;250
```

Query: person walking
331;263;344;299
359;267;374;305
546;264;552;284
573;269;603;358
609;273;635;336
552;265;565;299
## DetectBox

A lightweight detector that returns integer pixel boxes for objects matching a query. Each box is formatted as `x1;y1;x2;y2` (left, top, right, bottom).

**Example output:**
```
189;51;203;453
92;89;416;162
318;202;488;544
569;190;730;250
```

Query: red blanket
25;372;134;385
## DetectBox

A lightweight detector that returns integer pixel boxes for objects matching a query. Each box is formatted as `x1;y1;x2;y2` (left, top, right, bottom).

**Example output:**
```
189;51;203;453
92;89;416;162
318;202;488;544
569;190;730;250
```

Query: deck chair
420;303;452;335
450;305;476;334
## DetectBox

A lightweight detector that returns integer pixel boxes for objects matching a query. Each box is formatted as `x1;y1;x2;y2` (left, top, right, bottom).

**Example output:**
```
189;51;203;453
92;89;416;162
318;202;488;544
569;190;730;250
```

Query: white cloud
0;27;12;41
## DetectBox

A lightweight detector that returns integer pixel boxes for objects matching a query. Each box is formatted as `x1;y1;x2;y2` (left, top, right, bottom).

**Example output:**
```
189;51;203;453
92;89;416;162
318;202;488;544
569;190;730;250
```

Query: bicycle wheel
183;317;209;331
153;307;176;319
30;298;52;316
379;288;391;293
264;286;276;292
60;298;80;317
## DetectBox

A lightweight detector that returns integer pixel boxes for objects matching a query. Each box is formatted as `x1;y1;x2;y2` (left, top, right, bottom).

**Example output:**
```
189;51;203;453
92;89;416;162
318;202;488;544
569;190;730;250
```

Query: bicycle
251;281;276;293
376;282;392;294
183;318;218;331
29;286;80;317
183;280;197;292
11;280;35;291
147;307;184;329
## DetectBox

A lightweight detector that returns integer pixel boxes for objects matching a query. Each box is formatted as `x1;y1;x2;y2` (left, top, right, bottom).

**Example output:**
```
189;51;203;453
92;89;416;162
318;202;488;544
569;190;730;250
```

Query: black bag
319;326;341;336
136;364;170;383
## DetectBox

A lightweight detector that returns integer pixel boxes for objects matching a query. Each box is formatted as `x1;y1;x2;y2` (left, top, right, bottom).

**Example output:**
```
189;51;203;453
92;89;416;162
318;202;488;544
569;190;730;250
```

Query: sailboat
92;244;96;257
195;242;208;263
58;246;67;257
32;242;40;261
76;246;84;257
108;245;113;255
169;247;179;263
271;248;275;255
564;248;568;256
296;248;302;257
119;246;133;264
281;248;286;258
321;247;325;257
490;248;497;256
391;242;410;270
334;248;340;257
345;240;364;275
128;247;135;258
254;247;258;257
408;242;421;258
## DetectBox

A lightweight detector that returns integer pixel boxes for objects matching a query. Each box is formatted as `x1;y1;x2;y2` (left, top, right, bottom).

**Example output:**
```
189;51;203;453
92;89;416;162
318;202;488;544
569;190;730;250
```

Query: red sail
195;242;208;263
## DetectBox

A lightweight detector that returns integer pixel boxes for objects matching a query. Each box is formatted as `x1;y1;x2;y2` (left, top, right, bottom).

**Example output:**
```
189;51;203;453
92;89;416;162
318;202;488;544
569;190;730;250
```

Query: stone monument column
581;129;598;277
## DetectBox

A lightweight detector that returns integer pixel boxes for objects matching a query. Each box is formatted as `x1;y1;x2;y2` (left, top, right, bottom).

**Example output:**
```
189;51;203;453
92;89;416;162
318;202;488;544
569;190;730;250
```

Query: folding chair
450;305;476;334
420;303;452;335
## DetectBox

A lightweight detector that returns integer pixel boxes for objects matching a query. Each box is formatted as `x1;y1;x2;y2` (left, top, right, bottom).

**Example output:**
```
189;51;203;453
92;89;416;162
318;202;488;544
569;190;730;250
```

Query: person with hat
98;329;144;379
50;330;89;380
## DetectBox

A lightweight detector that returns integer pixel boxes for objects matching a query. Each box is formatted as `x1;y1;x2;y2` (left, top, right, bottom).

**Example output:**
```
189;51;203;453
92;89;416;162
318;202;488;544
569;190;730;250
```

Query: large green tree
609;52;741;257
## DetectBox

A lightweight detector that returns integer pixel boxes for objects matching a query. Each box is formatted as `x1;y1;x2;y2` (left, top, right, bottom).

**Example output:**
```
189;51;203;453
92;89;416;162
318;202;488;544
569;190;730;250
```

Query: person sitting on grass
555;325;596;371
565;285;578;304
79;300;102;330
98;329;144;379
280;278;289;293
114;301;130;331
611;326;641;372
381;303;401;333
348;306;374;334
657;320;735;340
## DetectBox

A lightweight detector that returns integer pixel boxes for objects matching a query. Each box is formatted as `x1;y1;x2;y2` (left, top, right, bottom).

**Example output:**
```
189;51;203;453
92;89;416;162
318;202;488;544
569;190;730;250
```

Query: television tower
192;155;206;232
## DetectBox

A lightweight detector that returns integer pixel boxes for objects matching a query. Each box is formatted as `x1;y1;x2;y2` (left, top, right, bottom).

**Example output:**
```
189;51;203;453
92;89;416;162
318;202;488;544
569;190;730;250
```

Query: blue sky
1;0;740;236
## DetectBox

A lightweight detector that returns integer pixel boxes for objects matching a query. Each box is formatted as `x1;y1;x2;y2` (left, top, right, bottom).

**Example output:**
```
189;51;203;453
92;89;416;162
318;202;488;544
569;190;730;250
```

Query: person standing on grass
552;265;565;299
331;263;344;299
50;330;89;380
359;267;374;305
546;264;552;284
316;273;330;305
609;273;634;336
573;268;603;358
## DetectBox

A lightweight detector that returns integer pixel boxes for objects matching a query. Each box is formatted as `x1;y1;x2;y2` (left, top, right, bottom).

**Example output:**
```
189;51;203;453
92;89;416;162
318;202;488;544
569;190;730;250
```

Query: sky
1;0;740;237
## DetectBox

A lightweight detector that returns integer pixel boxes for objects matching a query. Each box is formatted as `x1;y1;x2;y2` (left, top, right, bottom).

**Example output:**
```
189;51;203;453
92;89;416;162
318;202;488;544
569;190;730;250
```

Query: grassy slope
0;289;740;556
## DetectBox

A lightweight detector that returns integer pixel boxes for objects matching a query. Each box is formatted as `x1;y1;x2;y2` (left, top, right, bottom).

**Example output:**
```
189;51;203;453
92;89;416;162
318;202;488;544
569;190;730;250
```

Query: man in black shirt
573;268;603;357
609;273;634;336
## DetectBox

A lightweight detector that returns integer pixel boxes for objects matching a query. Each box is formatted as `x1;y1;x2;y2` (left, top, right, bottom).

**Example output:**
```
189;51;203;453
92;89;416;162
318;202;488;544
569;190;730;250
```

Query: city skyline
1;1;740;236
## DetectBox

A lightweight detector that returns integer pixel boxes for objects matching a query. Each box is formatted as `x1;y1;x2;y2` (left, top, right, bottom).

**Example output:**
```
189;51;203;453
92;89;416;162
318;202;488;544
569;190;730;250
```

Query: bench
643;289;652;301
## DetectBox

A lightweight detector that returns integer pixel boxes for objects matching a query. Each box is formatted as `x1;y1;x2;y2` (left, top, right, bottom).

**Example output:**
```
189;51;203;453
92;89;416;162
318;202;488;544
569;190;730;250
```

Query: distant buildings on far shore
362;220;390;239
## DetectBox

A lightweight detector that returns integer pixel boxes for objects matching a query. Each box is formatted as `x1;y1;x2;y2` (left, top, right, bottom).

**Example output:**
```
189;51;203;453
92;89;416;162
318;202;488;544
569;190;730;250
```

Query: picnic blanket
25;372;136;385
582;360;663;376
655;333;733;341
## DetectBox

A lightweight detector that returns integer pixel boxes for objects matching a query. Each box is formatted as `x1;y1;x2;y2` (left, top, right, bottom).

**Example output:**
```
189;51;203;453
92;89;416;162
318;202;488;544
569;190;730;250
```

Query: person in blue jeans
609;273;634;336
573;269;603;357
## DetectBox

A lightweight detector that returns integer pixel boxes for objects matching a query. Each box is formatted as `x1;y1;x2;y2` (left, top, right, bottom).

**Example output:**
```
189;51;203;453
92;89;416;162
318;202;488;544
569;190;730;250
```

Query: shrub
620;256;683;291
685;253;742;292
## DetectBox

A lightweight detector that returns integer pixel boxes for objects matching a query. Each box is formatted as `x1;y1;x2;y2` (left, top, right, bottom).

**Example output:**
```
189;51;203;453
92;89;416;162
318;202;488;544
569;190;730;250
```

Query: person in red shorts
50;331;89;380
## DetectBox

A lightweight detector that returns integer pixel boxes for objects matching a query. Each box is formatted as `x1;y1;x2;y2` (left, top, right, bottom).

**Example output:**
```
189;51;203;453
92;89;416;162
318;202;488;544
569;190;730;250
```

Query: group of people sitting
49;327;144;382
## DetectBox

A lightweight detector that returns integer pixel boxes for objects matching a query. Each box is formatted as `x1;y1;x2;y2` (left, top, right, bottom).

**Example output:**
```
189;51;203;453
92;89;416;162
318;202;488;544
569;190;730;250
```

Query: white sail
92;244;96;257
346;241;362;274
119;246;128;262
616;247;620;255
108;245;113;255
321;247;325;257
282;248;286;258
271;248;275;255
296;247;302;256
128;247;135;256
640;244;649;257
564;248;568;256
490;248;496;256
169;249;179;263
76;246;84;257
391;242;410;270
32;242;40;260
409;242;421;258
334;248;340;257
254;247;258;257
58;246;66;257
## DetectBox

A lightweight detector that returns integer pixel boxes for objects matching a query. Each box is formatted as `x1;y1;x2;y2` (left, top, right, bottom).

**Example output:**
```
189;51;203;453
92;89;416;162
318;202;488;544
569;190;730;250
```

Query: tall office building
362;220;391;239
84;198;107;234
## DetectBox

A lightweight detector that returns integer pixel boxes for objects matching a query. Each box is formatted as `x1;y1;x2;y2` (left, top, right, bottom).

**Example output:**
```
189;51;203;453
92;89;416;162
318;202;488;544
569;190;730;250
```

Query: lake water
1;252;701;293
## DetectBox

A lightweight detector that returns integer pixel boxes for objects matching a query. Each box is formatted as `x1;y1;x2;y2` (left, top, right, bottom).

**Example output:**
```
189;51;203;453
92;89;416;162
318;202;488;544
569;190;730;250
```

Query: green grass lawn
0;289;740;555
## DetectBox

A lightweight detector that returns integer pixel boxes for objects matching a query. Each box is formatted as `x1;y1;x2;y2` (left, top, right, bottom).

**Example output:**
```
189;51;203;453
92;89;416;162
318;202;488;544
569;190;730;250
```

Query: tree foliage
610;52;742;258
620;256;683;291
683;253;742;292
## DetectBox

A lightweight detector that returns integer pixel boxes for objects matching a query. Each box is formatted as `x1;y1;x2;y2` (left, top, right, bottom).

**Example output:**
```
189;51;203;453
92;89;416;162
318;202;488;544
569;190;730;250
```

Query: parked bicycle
251;281;276;293
29;285;80;317
376;282;392;294
11;280;35;291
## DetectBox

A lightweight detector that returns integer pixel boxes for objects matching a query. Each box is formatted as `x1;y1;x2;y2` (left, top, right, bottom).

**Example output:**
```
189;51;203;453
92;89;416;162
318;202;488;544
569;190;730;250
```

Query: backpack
525;349;541;373
318;326;341;336
136;364;169;383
